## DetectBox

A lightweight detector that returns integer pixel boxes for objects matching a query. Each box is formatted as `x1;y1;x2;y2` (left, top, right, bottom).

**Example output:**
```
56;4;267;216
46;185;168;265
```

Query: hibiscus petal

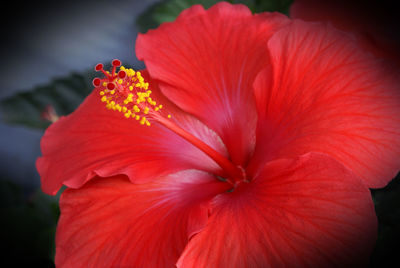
37;72;227;195
177;153;377;268
136;2;289;166
56;171;230;267
251;20;400;188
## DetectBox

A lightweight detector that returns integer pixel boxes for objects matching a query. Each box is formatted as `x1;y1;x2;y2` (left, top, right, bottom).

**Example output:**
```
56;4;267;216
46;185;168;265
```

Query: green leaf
136;0;294;33
0;71;94;129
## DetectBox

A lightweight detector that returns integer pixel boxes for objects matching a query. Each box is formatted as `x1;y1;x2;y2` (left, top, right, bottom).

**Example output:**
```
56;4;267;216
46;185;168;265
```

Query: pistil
92;60;245;184
155;115;245;184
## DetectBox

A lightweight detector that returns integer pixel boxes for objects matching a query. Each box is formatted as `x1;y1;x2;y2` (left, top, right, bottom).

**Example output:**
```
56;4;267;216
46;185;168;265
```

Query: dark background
0;1;157;266
0;0;156;190
0;0;399;267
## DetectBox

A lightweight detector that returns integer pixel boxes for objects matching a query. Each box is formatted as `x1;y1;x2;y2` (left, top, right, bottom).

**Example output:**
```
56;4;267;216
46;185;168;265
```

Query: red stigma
107;82;116;90
112;59;121;67
118;70;127;79
92;78;101;87
93;59;124;87
95;63;104;71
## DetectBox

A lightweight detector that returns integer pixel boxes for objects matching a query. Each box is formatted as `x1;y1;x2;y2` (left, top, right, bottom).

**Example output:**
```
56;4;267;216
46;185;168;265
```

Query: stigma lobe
92;59;166;126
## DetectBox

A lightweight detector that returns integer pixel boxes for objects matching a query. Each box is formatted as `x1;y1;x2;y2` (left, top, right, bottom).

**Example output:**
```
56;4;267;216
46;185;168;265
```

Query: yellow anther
133;105;140;113
96;63;171;127
124;110;132;117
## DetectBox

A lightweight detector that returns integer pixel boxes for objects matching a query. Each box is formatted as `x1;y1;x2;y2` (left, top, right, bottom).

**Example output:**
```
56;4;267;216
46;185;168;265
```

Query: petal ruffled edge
37;70;228;195
56;171;230;267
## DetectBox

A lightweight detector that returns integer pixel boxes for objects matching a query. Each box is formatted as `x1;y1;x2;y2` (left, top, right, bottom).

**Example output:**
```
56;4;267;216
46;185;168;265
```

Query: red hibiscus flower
37;2;400;267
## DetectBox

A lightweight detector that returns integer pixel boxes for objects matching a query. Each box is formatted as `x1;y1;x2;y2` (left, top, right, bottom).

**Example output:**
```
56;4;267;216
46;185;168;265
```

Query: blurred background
0;0;399;267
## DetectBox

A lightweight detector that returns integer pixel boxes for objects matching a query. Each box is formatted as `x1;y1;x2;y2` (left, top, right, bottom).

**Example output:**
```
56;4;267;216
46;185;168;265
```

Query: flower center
93;60;246;186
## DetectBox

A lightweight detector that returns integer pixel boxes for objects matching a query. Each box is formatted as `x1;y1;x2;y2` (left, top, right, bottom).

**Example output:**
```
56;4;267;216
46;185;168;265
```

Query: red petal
290;0;400;65
56;172;230;267
136;2;289;166
251;20;400;188
178;153;377;267
37;72;228;195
